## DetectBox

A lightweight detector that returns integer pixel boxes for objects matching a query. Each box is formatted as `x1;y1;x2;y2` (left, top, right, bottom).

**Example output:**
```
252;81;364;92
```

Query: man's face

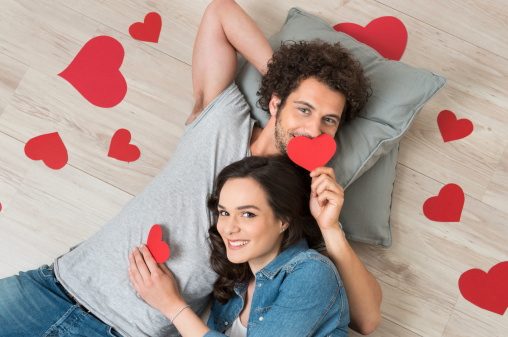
272;77;346;155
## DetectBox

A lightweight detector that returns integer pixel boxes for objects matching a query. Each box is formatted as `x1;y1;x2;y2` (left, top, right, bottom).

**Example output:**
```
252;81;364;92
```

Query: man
0;0;381;336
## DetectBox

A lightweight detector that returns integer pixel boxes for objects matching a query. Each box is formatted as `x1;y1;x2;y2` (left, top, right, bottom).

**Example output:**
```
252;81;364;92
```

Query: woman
128;155;349;336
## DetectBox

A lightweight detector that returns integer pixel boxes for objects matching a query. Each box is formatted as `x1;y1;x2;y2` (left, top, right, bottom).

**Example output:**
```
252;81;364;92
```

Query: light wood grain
0;132;34;214
483;143;508;213
452;292;508;336
0;53;28;114
374;0;508;59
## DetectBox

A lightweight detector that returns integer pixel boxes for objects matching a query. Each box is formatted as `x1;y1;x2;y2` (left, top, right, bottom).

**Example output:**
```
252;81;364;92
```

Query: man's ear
268;93;281;117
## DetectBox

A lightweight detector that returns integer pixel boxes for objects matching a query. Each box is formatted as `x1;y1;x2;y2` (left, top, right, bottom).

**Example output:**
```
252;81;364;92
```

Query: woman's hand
309;166;344;231
128;244;186;318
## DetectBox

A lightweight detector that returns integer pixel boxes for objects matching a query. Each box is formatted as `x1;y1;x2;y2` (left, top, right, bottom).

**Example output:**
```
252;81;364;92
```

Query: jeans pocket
108;327;123;337
38;264;55;279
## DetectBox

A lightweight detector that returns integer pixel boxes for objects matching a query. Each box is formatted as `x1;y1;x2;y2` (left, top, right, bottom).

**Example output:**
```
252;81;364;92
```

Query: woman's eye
241;212;256;218
219;210;228;216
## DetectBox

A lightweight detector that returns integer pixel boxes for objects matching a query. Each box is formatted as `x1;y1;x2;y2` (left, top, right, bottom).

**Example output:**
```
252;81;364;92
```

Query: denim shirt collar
234;238;309;296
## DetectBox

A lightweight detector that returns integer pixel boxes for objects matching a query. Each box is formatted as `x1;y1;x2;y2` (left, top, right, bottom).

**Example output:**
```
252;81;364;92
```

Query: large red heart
58;36;127;108
129;12;162;43
437;110;474;142
459;261;508;315
108;129;140;162
333;16;407;61
24;132;68;170
423;184;464;222
287;134;336;172
147;224;170;263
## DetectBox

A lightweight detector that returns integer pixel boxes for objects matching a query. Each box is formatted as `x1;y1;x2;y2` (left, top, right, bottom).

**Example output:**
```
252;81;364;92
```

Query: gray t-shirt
54;82;256;337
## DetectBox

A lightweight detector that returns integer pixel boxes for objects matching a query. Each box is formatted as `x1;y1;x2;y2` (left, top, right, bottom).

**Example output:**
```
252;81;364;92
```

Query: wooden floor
0;0;507;335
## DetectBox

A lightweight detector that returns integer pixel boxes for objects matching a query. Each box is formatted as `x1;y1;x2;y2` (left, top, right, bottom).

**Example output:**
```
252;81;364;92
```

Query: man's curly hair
257;39;371;126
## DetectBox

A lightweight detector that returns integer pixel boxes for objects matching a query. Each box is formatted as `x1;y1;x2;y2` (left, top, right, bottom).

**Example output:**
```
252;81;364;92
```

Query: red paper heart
108;129;140;162
423;184;464;222
129;12;162;43
58;36;127;108
24;132;68;170
437;110;474;142
334;16;407;61
287;134;336;172
459;261;508;315
0;202;2;212
147;224;170;263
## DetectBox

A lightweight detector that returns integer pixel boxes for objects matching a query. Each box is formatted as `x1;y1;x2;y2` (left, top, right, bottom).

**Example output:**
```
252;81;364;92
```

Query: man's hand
128;244;186;318
309;166;344;231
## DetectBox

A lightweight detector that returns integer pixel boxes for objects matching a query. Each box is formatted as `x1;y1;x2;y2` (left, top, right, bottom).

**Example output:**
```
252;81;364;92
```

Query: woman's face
217;177;286;274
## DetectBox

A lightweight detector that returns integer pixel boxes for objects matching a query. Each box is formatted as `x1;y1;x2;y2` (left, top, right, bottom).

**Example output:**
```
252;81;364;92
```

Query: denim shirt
204;238;349;337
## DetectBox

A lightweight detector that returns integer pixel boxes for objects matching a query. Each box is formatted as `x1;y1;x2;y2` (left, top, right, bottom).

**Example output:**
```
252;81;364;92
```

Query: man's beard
274;110;291;156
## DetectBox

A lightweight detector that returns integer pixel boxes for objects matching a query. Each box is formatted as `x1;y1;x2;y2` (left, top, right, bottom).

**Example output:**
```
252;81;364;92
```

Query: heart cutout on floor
333;16;407;61
147;224;170;263
108;129;140;162
287;134;336;172
58;36;127;108
24;132;68;170
423;183;464;222
129;12;162;43
459;261;508;315
437;110;474;142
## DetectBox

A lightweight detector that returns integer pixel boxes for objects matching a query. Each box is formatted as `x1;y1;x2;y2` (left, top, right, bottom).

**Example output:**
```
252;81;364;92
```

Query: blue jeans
0;264;122;337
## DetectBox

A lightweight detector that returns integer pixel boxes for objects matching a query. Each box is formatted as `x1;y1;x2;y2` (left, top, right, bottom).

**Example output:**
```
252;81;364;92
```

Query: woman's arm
310;167;382;335
128;245;211;337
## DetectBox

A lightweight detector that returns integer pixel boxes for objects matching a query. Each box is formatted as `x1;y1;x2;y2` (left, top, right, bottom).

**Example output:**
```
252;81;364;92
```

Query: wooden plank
0;0;100;76
483;143;508;213
443;300;508;336
0;53;28;114
0;133;33;214
2;160;133;248
374;0;508;58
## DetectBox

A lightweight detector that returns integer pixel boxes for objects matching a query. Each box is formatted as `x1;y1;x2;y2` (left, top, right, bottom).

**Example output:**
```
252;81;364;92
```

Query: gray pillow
235;8;446;247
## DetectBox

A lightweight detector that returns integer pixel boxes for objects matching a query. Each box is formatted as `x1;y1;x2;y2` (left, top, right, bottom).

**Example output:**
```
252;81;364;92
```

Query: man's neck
249;116;281;157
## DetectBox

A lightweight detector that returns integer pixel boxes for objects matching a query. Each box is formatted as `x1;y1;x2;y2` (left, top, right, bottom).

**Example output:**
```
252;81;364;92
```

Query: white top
224;316;248;337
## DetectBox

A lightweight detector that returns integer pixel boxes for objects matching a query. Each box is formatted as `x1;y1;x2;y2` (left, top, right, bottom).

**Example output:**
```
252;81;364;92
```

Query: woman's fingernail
140;244;145;248
129;253;132;259
132;247;136;252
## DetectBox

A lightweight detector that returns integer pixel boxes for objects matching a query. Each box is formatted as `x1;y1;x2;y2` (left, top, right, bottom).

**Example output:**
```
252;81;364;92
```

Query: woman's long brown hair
207;155;323;304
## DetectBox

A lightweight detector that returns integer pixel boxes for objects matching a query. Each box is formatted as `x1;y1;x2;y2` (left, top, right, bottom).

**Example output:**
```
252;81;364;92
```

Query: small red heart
58;36;127;108
423;184;464;222
147;224;170;263
459;261;508;315
287;134;336;172
108;129;140;162
334;16;407;61
437;110;474;142
24;132;68;170
129;12;162;43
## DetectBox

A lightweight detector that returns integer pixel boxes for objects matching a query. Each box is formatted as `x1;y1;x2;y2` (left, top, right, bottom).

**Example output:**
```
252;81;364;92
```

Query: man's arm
310;167;382;335
187;0;273;125
319;233;382;335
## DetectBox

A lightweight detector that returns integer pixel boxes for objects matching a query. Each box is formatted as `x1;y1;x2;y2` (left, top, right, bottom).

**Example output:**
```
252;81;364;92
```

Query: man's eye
242;212;256;218
325;118;337;124
299;108;309;114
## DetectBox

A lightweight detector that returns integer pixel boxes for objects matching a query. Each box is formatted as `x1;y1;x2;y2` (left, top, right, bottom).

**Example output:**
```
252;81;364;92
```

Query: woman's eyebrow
218;204;260;210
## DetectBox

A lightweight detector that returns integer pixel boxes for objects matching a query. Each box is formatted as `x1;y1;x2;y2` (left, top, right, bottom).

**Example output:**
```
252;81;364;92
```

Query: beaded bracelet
171;304;190;324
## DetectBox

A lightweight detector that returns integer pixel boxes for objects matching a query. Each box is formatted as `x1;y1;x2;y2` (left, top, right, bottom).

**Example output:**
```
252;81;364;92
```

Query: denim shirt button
258;283;262;287
259;317;263;321
224;321;228;325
